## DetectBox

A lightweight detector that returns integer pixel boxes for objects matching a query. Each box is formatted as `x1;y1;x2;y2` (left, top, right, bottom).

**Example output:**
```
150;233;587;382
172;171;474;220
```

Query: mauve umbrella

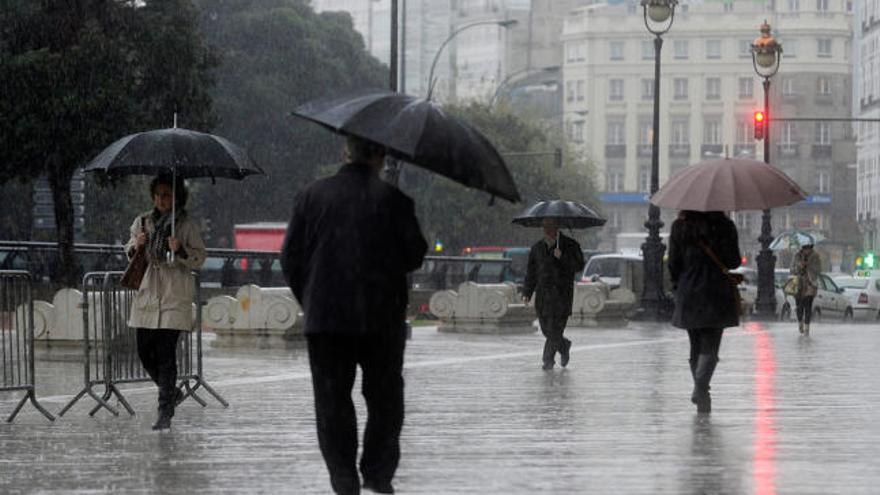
512;200;606;229
650;157;806;212
769;230;825;250
291;88;521;203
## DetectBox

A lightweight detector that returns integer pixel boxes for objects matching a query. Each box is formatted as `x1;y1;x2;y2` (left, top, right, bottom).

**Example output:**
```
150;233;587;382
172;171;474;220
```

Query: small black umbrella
291;88;521;203
83;123;264;259
512;200;606;229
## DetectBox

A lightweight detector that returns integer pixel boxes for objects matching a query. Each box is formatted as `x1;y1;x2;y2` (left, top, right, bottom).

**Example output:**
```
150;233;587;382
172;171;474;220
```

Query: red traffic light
753;111;765;140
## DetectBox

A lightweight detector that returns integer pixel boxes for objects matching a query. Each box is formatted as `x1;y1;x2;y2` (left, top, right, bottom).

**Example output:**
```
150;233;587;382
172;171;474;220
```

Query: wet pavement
2;320;879;494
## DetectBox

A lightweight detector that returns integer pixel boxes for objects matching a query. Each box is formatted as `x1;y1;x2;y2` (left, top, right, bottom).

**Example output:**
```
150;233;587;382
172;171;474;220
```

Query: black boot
152;406;174;430
691;354;718;414
559;338;571;368
542;339;555;370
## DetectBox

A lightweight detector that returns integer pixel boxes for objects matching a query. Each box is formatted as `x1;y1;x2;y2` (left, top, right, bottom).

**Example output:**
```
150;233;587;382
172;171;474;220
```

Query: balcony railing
605;144;626;158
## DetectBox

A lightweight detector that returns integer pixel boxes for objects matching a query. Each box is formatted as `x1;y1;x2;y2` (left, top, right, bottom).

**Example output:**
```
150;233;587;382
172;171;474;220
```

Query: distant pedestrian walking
668;211;741;414
791;243;821;335
281;136;427;495
126;175;206;430
522;219;585;370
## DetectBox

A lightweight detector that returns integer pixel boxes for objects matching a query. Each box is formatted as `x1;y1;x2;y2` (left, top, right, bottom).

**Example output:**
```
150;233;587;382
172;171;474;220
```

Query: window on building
571;120;585;143
607;121;625;145
817;76;832;96
781;122;797;148
784;39;798;58
674;40;689;60
723;0;734;11
736;120;753;144
642;41;655;60
817;38;832;57
641;78;654;100
673;78;689;100
788;0;800;10
738;77;754;98
703;118;722;144
782;78;797;96
609;79;624;101
606;170;624;192
738;40;752;58
566;80;575;102
815;122;831;145
609;41;624;61
706;77;721;100
706;40;721;59
817;170;831;193
817;0;829;11
639;119;653;145
639;166;650;192
671;120;689;145
576;80;585;101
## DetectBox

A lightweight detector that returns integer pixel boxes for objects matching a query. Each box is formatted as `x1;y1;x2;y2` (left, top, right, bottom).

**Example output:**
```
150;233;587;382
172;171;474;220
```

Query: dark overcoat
668;213;742;330
522;233;585;317
280;163;428;335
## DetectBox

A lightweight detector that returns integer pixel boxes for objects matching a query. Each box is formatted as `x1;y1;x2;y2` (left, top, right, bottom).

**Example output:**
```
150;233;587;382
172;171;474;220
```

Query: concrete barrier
429;282;536;334
204;284;304;347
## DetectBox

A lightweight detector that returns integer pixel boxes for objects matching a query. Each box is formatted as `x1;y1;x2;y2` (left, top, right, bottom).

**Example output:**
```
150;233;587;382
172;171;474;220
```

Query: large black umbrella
291;88;521;203
83;125;264;256
512;200;606;229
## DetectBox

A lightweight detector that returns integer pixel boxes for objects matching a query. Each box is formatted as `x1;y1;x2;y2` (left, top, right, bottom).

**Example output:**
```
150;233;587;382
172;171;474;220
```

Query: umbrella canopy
291;89;521;203
512;200;606;229
82;127;264;179
769;230;825;250
650;157;806;212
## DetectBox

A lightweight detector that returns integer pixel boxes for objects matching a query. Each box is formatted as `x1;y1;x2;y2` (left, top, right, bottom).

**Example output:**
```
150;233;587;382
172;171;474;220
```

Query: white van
581;253;673;300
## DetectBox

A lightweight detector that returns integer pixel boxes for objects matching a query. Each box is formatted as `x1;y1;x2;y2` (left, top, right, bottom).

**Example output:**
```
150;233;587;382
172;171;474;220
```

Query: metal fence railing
1;270;55;422
58;271;228;417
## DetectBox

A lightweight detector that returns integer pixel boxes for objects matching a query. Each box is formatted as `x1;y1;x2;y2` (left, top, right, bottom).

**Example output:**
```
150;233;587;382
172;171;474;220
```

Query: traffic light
753;111;765;140
434;240;444;253
865;252;875;269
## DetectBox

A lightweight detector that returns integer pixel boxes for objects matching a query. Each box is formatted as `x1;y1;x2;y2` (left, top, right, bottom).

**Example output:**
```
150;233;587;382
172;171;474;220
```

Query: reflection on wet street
2;321;879;494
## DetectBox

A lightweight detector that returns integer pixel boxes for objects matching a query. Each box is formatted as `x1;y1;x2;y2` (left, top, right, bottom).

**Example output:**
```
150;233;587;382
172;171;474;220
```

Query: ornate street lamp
638;0;677;320
751;21;782;319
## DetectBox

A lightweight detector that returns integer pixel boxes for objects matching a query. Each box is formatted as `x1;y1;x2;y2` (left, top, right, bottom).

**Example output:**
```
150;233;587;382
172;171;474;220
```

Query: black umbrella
512;200;606;229
291;88;521;203
83;124;264;258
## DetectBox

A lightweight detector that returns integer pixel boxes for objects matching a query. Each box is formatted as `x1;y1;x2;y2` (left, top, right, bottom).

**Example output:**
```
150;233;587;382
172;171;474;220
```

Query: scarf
147;209;185;264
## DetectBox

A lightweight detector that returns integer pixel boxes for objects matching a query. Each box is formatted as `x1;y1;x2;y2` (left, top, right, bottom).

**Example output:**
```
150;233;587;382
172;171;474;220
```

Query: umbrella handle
169;168;176;264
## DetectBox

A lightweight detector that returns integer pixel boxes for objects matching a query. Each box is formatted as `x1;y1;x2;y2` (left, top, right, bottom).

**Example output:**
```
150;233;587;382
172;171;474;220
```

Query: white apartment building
563;0;857;266
856;0;880;251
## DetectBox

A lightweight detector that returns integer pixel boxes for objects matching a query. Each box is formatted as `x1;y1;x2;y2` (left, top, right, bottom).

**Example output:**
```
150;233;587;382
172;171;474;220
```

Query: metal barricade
59;271;227;417
0;270;54;422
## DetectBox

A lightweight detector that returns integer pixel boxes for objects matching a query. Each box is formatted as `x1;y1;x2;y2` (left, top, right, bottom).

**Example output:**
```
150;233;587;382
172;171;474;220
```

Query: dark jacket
280;163;428;335
522;233;585;317
668;212;742;330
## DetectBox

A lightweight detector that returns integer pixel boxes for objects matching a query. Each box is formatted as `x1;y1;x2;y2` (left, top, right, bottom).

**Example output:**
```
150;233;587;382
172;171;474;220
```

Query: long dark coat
280;162;428;335
522;233;585;317
668;212;742;330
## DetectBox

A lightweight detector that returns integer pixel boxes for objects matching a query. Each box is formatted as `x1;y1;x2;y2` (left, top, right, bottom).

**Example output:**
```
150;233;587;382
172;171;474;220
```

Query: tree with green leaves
189;0;387;243
399;102;601;254
0;0;216;285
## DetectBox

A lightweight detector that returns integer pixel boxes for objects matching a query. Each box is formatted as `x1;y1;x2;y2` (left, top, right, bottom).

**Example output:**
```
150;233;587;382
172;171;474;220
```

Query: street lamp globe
641;0;677;33
751;21;782;76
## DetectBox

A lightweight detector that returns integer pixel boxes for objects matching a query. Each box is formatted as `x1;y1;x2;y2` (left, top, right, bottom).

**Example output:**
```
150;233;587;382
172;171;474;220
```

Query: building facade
856;0;880;253
562;0;857;268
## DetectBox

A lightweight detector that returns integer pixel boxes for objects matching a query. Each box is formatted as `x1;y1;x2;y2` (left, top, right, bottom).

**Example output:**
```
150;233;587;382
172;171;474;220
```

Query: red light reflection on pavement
744;321;777;495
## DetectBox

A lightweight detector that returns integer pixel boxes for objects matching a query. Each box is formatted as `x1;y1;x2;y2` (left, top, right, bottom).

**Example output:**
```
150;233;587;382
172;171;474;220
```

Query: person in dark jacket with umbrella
668;211;742;414
522;219;585;370
281;136;427;495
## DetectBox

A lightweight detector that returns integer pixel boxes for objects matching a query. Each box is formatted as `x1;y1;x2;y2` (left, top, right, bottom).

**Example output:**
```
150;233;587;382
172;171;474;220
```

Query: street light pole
751;21;782;319
426;19;518;101
490;65;560;107
638;0;677;321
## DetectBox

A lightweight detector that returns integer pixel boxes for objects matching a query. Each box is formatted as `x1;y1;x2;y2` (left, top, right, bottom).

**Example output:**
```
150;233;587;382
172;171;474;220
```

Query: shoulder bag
698;241;745;316
120;216;148;290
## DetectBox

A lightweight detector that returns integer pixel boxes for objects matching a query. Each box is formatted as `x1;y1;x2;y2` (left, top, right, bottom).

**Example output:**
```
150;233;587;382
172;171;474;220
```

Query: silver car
777;271;853;321
833;274;880;322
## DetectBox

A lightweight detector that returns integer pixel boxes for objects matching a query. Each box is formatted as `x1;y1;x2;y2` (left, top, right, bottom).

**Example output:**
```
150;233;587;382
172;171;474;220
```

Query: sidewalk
2;321;879;494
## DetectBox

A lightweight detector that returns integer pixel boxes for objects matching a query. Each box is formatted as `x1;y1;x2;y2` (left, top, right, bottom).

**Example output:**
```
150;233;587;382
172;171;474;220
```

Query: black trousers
795;295;815;324
307;327;407;495
538;313;570;365
687;328;723;362
136;328;181;412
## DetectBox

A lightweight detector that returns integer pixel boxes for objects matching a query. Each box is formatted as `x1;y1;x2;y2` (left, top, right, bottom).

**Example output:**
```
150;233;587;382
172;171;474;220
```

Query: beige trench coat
125;211;206;331
790;248;821;298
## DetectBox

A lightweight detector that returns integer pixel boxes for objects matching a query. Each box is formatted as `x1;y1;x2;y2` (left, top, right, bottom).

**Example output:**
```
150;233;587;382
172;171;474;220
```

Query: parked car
832;272;880;321
580;252;673;301
731;267;787;319
775;269;852;321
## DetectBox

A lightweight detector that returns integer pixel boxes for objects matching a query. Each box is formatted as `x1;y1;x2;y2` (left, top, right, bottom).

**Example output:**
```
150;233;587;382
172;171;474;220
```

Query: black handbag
120;216;148;290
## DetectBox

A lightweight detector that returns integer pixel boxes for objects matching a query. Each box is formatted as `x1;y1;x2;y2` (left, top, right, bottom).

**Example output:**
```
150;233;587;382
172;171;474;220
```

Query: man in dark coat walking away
281;136;428;494
668;210;741;414
522;219;585;370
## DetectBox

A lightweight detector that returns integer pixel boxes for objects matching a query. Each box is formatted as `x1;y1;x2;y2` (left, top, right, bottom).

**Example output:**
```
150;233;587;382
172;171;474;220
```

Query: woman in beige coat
125;174;206;430
790;243;821;335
